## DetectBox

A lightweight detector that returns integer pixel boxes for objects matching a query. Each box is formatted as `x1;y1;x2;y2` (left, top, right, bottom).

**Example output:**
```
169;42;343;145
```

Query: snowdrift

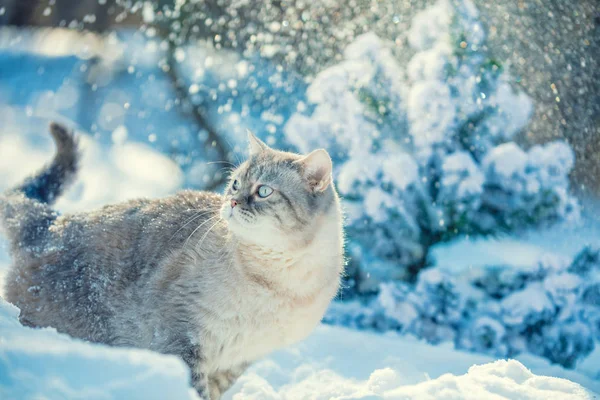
0;298;596;399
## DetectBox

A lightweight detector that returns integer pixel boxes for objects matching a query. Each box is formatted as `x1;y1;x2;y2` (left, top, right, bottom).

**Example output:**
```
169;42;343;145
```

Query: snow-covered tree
325;246;600;369
284;0;579;290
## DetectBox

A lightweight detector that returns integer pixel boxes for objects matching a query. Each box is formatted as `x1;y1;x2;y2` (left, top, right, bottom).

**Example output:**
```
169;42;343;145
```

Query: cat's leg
192;368;211;400
208;363;249;400
180;345;212;400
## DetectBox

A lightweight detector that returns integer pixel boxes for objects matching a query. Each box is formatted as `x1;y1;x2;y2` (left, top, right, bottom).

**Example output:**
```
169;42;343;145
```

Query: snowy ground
229;324;599;399
0;297;596;400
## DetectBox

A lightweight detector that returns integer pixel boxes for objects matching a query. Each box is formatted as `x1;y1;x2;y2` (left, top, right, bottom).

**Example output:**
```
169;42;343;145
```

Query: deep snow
226;324;599;399
0;297;597;400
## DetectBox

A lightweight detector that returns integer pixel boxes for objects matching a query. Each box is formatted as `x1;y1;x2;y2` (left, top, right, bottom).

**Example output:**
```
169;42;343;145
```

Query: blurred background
1;0;599;384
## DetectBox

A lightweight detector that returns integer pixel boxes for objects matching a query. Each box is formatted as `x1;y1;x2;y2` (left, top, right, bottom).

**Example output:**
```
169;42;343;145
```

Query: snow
0;299;199;400
1;294;596;399
285;32;406;160
327;239;600;372
407;44;452;82
285;60;377;157
407;81;455;147
432;237;567;273
382;154;420;191
386;360;590;400
407;0;453;51
364;188;397;223
378;283;419;327
491;82;534;140
500;283;555;327
483;142;528;178
440;151;484;201
225;324;597;399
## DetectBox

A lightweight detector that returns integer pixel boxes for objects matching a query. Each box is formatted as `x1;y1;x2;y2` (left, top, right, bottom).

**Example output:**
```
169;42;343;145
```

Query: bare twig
164;38;229;191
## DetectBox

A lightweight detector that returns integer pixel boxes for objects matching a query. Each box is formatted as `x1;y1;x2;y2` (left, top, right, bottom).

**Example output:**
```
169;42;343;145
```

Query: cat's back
4;190;223;342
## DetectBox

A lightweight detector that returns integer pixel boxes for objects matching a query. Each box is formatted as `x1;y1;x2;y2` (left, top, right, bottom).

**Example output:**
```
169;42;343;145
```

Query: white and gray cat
0;123;344;399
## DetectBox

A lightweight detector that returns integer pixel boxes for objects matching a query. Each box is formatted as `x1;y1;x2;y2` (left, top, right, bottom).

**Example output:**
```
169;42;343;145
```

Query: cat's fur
0;123;344;399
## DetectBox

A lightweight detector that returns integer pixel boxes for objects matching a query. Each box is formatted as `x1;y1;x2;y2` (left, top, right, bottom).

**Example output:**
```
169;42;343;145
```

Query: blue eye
257;185;274;198
232;179;240;191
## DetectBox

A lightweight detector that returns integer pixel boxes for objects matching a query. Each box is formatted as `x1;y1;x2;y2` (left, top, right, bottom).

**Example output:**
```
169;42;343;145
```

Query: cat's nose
230;199;238;208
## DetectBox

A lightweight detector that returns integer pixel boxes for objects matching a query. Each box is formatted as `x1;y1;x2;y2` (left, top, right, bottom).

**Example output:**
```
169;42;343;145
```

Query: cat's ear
295;149;332;192
247;129;268;156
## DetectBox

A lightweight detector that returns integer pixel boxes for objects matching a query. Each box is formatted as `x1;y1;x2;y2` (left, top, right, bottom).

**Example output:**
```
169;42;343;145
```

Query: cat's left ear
295;149;332;192
247;129;268;156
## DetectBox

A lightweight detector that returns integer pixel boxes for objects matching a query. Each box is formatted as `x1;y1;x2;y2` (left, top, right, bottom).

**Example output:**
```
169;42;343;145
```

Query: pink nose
230;199;238;208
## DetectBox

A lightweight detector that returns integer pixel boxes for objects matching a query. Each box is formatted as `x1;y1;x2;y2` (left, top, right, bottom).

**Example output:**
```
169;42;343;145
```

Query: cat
0;122;344;399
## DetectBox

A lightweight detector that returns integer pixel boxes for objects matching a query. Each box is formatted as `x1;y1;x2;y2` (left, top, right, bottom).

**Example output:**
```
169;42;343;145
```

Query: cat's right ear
295;149;333;193
247;129;268;156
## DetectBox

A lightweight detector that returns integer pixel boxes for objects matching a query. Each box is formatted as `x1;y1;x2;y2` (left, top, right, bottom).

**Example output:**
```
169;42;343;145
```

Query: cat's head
220;132;336;248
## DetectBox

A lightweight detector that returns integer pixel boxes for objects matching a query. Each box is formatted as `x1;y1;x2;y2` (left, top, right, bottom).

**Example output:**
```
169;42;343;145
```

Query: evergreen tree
284;0;578;290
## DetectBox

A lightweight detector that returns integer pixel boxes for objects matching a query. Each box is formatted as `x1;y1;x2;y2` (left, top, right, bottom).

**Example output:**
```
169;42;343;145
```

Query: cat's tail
11;122;80;205
0;122;79;250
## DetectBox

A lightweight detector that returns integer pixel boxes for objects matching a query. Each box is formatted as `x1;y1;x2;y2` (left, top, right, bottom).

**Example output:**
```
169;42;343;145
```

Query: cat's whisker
222;137;244;168
234;152;243;167
216;166;235;176
208;161;237;168
169;207;221;241
186;205;221;213
195;217;225;252
170;210;220;241
185;215;221;246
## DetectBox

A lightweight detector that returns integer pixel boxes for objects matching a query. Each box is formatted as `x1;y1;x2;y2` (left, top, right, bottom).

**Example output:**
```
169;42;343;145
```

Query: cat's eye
257;185;274;198
232;179;240;191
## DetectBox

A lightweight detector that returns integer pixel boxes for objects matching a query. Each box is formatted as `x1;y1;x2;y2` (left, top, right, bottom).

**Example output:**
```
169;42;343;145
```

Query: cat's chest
215;292;332;370
204;264;339;371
